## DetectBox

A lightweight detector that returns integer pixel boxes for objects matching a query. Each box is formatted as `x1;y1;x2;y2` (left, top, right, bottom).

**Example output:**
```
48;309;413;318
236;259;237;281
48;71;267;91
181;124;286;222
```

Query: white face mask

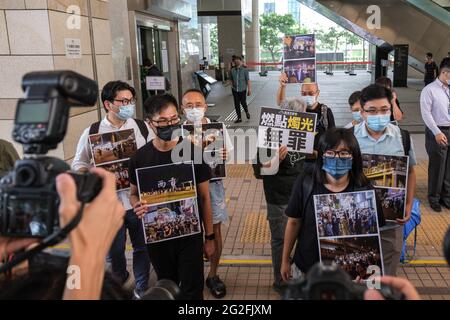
185;107;205;124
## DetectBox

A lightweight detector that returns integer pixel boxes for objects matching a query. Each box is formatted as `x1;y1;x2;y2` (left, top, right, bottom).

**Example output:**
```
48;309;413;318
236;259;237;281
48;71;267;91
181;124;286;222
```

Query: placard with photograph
314;190;384;280
283;34;316;84
182;122;227;180
362;153;409;220
283;34;316;60
88;128;138;191
257;107;317;153
136;162;201;244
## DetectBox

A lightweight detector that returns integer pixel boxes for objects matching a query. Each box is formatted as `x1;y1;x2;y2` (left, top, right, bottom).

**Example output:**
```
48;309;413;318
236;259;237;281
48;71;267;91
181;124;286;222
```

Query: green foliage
260;13;308;62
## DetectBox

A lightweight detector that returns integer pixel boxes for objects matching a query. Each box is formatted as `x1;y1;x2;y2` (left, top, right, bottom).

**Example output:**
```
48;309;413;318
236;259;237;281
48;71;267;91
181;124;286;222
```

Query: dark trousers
425;127;450;205
108;209;151;291
232;89;249;119
147;234;204;300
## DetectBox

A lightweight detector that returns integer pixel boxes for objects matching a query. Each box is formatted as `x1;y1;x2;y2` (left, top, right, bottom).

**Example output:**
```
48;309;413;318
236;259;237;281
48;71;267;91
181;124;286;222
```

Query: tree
209;24;218;65
260;13;308;63
316;27;361;60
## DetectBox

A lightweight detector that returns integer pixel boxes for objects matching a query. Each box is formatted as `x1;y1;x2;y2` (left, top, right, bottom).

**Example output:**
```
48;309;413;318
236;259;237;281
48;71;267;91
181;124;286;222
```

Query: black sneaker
206;276;227;298
430;201;442;212
246;112;251;119
234;118;242;123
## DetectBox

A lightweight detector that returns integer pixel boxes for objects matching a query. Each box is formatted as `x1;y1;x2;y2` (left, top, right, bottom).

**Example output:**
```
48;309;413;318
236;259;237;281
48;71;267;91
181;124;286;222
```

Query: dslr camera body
283;262;404;300
0;71;102;238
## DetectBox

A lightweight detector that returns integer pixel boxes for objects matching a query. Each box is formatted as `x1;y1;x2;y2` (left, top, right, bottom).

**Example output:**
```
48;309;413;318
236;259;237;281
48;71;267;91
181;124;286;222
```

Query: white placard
65;38;82;59
146;76;166;90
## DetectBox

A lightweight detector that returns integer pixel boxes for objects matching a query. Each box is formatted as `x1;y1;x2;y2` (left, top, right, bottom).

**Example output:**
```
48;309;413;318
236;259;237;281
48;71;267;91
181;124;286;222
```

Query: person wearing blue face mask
72;81;155;299
354;84;417;277
281;128;386;281
344;91;362;129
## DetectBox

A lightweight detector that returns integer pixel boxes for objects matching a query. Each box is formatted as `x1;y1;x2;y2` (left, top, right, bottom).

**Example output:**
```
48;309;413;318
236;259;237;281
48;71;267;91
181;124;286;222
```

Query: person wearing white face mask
420;57;450;212
353;84;417;277
277;74;336;174
180;89;233;299
72;81;155;299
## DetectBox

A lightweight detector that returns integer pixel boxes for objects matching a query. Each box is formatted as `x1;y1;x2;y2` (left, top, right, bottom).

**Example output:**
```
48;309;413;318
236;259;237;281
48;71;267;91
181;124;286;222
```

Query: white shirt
420;79;450;136
71;116;155;210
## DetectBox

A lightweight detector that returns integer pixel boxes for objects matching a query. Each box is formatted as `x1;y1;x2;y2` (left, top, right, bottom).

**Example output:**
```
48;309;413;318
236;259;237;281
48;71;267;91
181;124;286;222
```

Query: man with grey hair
280;97;308;113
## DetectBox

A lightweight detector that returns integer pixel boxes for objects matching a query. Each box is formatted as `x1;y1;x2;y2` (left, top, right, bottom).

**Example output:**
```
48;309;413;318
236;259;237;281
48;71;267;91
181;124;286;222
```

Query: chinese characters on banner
257;107;317;154
136;162;201;244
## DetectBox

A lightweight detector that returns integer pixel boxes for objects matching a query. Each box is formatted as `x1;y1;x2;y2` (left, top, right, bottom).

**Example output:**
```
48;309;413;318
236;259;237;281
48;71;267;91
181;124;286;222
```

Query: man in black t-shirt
129;94;215;300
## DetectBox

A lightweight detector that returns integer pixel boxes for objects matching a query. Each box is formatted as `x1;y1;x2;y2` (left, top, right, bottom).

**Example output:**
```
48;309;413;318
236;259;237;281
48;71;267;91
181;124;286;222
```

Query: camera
0;71;102;238
283;262;404;300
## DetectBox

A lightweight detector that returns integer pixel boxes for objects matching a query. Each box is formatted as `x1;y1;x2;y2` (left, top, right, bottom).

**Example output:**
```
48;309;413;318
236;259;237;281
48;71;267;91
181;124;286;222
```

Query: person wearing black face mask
281;128;385;282
128;94;215;300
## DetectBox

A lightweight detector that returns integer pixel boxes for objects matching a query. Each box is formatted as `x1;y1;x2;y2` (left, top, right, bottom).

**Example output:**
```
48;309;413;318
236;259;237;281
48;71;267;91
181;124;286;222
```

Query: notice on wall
146;76;166;90
65;38;82;59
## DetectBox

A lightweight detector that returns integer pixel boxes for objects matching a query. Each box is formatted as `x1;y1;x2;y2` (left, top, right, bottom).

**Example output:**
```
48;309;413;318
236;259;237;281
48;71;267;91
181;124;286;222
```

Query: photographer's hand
56;168;125;300
0;238;37;259
364;276;420;300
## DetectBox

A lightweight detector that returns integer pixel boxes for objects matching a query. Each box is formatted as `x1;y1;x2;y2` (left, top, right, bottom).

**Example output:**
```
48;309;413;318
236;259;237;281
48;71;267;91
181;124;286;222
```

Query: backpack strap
134;118;149;141
399;128;411;157
320;104;329;130
89;121;101;135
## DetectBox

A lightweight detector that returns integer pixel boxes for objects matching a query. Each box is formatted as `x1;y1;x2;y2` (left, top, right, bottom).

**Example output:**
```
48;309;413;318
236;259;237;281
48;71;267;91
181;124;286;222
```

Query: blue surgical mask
447;79;450;85
322;157;353;180
352;111;362;123
116;104;135;120
304;95;316;108
366;114;391;132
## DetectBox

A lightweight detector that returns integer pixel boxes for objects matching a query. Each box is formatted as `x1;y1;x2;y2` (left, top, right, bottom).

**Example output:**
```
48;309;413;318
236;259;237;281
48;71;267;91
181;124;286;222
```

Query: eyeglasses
323;150;353;159
301;91;318;96
184;103;205;109
113;98;137;106
151;117;180;127
362;107;391;115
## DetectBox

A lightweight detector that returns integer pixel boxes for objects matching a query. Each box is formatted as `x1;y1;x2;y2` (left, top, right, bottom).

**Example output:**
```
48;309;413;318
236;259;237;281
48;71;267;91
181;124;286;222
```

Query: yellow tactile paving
240;213;271;244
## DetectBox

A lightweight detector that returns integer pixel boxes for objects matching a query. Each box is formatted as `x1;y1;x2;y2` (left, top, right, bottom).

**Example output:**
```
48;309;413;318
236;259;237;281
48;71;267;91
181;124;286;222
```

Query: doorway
138;26;172;104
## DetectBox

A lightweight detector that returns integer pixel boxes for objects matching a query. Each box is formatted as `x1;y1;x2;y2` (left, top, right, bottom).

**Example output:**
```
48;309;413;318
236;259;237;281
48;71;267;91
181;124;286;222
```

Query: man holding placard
353;84;417;277
72;81;154;299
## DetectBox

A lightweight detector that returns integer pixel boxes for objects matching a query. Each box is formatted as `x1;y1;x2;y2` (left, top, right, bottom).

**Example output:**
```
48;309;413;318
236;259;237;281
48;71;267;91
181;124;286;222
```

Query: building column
245;0;260;71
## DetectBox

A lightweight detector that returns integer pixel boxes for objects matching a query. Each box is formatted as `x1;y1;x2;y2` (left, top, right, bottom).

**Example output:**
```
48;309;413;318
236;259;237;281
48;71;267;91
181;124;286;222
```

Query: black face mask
156;124;181;142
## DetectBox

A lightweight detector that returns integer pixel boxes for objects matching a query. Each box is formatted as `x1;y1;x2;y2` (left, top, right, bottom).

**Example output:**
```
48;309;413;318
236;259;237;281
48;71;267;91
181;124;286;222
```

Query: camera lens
16;165;37;187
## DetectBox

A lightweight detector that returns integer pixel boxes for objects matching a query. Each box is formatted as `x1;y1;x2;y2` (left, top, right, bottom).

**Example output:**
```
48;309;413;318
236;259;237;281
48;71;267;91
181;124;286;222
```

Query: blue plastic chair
401;198;422;263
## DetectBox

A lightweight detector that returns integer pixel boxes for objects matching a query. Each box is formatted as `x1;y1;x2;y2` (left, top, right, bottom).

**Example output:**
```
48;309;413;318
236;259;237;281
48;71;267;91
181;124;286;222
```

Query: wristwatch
205;233;215;241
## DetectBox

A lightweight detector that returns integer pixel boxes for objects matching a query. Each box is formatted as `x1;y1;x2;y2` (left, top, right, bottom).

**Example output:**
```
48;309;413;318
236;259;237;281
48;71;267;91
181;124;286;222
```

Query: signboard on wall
146;76;166;90
64;38;82;59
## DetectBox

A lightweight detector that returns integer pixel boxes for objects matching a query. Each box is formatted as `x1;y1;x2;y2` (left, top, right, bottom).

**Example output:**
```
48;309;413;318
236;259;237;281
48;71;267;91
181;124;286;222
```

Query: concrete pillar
245;0;260;71
217;15;243;72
